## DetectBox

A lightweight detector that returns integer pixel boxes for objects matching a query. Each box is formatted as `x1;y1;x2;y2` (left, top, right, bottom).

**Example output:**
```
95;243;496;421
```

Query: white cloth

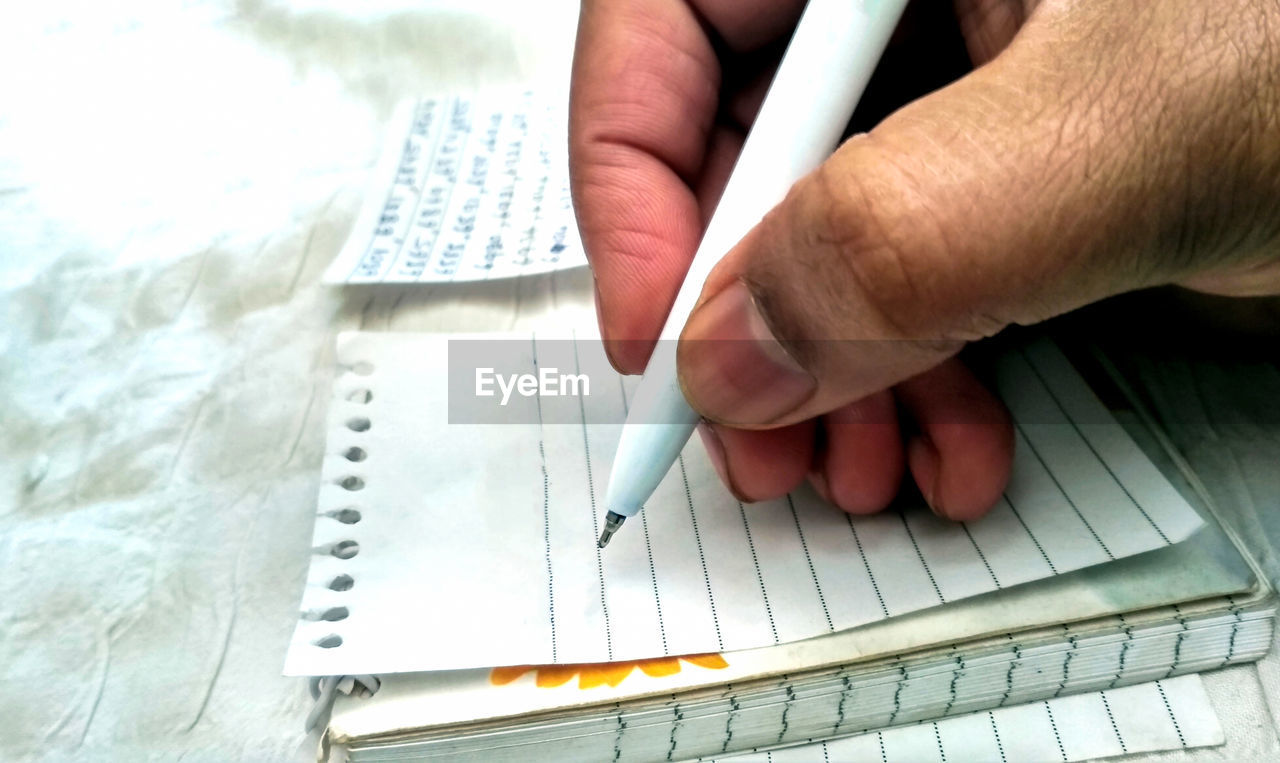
1;2;1277;761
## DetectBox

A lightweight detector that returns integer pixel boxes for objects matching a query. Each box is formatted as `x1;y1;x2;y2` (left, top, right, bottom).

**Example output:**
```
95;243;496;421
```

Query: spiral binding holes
302;606;350;622
310;362;377;652
325;508;362;524
314;634;343;648
330;539;359;559
311;539;358;649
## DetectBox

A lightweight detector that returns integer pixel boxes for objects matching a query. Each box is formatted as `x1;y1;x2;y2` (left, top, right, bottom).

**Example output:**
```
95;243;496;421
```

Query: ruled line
1019;348;1170;544
1013;420;1114;560
530;334;557;661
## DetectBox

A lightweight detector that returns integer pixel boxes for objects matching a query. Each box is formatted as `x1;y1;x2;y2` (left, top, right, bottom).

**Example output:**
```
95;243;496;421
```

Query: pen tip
597;511;626;549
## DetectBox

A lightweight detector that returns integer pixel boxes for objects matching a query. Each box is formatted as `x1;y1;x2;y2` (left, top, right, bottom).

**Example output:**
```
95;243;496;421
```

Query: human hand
569;0;1280;520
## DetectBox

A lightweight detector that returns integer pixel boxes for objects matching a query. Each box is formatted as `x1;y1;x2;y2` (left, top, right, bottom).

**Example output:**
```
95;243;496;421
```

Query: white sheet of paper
323;92;585;284
284;333;1203;675
711;674;1223;762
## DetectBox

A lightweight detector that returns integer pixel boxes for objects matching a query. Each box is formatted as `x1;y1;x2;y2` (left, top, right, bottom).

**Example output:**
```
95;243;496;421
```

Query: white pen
597;0;910;548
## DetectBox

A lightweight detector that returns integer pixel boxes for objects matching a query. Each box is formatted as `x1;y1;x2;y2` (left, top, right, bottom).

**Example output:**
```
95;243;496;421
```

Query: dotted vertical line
961;523;1001;588
788;496;834;631
932;723;947;762
739;503;779;643
987;711;1007;763
1100;692;1127;754
679;455;723;651
900;512;945;604
1020;348;1169;543
573;333;612;660
618;377;667;654
1155;680;1187;748
1043;701;1067;761
531;335;557;661
1003;494;1057;574
1013;420;1114;559
641;513;668;654
846;514;890;618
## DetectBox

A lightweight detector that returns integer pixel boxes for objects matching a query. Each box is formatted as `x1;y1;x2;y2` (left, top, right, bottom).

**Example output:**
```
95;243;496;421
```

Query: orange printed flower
490;653;728;689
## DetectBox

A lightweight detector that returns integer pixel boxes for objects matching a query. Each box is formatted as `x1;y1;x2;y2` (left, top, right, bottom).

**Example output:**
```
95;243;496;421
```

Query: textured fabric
0;2;584;760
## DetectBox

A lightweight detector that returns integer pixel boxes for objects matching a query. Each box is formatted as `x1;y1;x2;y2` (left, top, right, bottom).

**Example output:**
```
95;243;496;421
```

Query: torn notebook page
284;333;1204;676
324;92;585;284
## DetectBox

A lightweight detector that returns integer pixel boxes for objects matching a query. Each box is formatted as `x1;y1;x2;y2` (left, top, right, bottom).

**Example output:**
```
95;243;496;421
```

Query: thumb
675;1;1280;428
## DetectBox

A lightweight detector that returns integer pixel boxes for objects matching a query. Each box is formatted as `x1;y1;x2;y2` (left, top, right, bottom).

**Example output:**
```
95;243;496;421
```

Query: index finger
571;0;810;371
569;0;719;372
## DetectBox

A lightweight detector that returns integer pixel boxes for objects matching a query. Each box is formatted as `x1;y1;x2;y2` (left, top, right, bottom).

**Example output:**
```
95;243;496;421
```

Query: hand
569;0;1280;520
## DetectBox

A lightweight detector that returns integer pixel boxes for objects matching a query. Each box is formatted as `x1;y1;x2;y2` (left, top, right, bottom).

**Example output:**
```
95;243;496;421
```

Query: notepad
708;675;1222;763
284;332;1204;676
324;93;587;284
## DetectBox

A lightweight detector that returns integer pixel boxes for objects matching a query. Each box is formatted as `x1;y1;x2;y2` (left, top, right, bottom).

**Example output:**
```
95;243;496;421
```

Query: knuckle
743;137;1013;365
797;147;967;342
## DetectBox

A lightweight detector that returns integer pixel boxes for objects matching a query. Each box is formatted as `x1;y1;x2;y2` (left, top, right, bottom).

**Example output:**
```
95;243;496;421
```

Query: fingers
894;358;1013;520
570;0;720;372
701;359;1010;521
570;0;810;373
952;0;1032;64
810;391;903;515
808;360;1010;520
687;0;806;53
677;0;1276;429
697;420;813;503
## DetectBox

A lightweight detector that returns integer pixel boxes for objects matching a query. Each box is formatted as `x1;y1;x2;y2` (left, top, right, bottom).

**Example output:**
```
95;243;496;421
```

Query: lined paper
711;675;1223;762
285;333;1203;675
324;92;586;284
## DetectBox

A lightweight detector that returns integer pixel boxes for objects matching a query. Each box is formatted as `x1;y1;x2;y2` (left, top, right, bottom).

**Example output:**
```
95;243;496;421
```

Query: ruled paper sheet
323;92;586;284
284;333;1204;675
711;675;1223;763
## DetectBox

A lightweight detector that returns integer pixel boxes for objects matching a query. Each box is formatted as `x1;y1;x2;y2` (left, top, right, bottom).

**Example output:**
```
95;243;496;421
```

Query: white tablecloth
2;2;1277;760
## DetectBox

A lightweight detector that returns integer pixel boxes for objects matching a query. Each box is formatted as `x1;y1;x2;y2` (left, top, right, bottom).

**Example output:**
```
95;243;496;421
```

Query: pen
597;0;910;548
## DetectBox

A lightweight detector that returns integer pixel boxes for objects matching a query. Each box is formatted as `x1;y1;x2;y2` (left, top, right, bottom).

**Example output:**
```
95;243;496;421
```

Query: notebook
288;331;1274;761
705;674;1222;762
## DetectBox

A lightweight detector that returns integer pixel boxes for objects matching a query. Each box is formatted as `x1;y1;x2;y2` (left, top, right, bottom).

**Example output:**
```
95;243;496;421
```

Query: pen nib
597;511;626;549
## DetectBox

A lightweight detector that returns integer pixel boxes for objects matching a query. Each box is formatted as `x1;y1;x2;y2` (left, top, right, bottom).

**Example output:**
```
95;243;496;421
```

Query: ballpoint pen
597;0;911;548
